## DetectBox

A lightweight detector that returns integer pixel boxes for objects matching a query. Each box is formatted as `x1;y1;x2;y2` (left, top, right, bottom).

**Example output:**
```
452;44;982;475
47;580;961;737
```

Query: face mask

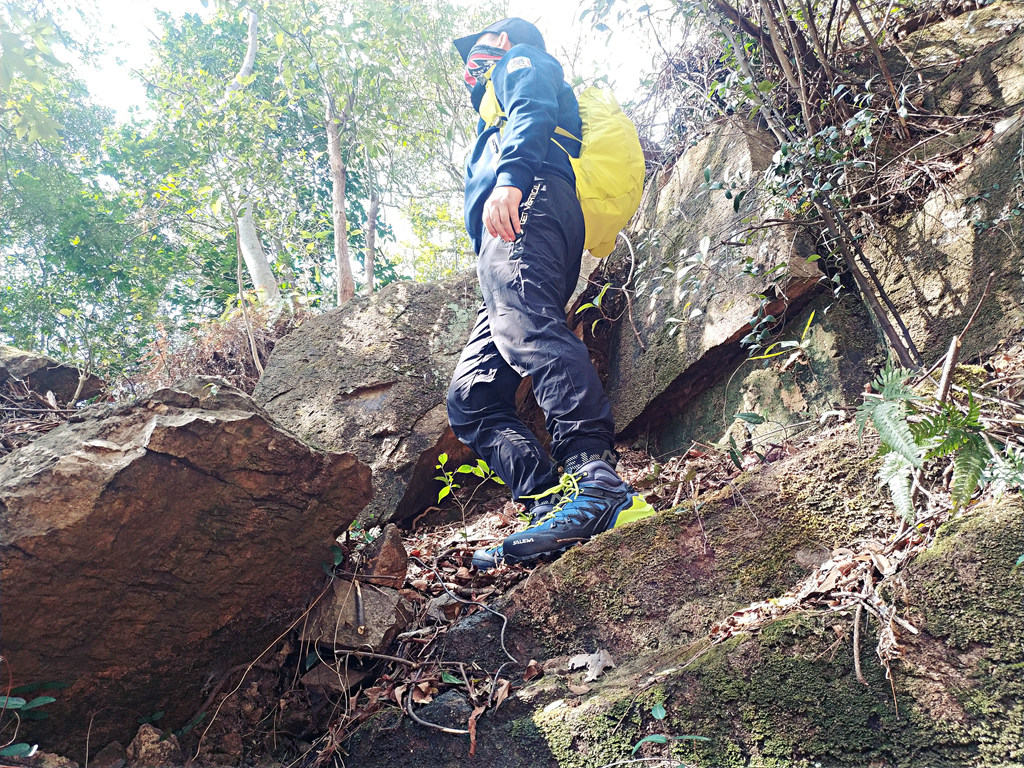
463;43;505;91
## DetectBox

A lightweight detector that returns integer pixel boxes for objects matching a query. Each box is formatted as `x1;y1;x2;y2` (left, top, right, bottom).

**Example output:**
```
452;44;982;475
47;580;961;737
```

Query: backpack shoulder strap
479;79;505;128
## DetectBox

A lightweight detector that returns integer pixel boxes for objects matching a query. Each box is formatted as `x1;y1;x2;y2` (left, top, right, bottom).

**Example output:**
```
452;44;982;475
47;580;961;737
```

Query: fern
951;436;990;509
914;404;977;460
984;442;1024;498
878;452;915;521
872;401;922;466
874;359;917;402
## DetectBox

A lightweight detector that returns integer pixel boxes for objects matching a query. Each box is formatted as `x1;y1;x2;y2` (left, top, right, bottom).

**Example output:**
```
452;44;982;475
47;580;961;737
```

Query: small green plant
747;310;815;366
0;680;63;759
632;702;710;755
435;453;505;504
434;454;506;535
856;359;1017;519
575;281;613;335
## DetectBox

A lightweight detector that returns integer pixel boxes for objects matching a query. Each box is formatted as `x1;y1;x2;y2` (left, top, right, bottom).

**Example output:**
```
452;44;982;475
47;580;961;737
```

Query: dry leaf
493;678;511;709
426;593;460;622
522;659;542;681
567;682;591;695
870;551;894;576
412;680;437;704
568;649;616;682
468;704;486;757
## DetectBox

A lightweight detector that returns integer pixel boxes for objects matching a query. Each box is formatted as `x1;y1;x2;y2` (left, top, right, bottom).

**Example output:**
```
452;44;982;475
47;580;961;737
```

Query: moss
532;693;645;768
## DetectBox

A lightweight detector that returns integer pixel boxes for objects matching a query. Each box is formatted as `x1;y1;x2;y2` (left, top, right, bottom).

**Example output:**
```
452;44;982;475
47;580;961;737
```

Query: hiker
446;17;654;569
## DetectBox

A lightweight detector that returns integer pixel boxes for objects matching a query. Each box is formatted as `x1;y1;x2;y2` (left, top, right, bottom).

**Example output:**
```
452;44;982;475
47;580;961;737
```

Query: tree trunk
363;194;379;295
224;8;279;304
363;149;379;295
325;90;355;305
237;206;280;303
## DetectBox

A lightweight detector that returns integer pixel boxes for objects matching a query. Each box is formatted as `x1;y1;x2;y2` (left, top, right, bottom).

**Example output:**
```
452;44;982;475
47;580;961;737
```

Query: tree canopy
1;0;496;383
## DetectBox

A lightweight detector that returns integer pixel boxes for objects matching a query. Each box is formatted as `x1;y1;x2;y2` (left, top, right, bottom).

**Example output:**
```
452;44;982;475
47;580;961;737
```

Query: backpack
480;81;645;258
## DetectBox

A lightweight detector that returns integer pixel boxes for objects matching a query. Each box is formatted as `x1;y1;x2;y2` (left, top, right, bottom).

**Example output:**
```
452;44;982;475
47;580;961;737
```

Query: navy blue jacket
463;44;582;252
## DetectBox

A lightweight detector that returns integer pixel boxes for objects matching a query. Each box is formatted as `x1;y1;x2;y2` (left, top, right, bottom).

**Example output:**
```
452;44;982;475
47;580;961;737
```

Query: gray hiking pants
446;175;616;500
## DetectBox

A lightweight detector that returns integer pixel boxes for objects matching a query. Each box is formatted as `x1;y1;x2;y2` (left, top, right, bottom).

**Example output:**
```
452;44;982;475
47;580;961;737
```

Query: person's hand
483;185;523;242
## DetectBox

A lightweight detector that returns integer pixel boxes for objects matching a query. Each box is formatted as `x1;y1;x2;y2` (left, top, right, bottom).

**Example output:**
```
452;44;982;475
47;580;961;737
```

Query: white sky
79;0;659;121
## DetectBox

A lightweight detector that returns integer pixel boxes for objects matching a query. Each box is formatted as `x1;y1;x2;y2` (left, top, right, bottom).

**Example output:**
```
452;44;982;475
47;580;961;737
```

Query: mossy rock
493;429;893;661
343;480;1021;768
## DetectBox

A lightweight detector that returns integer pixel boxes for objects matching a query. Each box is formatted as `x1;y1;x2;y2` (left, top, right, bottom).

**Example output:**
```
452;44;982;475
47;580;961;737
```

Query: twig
849;0;909;139
405;673;469;735
409;557;517;664
959;271;996;340
935;336;961;406
616;232;647;352
853;603;868;685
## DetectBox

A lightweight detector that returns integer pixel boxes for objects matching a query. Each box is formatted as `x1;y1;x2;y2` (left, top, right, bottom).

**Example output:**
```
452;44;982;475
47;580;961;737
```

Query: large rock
891;1;1024;116
0;377;371;758
439;430;895;671
254;274;481;525
0;344;105;403
863;6;1024;364
604;118;823;439
651;293;884;456
863;108;1024;364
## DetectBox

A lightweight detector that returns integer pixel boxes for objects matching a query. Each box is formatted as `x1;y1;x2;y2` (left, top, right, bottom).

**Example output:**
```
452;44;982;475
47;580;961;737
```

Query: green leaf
575;302;595;314
455;464;474;473
0;744;37;758
440;670;462;684
437;485;451;502
176;711;207;737
651;702;667;720
0;696;27;709
1014;553;1024;568
632;734;669;753
22;696;56;710
951;438;988;510
879;452;914;521
872;401;921;467
275;32;284;48
735;412;765;424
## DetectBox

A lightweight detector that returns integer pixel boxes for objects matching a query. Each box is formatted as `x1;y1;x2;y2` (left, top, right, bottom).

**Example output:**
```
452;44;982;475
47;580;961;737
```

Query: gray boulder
603;118;823;440
254;274;481;525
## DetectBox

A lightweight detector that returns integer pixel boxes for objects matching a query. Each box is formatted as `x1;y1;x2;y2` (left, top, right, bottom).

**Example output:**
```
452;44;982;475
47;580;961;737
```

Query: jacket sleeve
491;46;563;195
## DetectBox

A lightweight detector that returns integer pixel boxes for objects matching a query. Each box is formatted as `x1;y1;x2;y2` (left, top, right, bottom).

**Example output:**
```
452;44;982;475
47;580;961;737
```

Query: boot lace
522;470;585;522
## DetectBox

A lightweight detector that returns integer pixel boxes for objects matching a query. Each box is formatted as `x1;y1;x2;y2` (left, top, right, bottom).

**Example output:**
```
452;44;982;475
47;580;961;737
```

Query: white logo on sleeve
506;56;532;73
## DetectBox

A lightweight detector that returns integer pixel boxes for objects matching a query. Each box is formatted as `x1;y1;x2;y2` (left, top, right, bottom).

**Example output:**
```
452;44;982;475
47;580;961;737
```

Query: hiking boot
501;459;656;566
471;500;557;571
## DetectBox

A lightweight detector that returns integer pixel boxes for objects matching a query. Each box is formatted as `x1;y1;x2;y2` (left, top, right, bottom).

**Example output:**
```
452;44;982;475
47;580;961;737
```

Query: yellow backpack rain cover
481;81;646;258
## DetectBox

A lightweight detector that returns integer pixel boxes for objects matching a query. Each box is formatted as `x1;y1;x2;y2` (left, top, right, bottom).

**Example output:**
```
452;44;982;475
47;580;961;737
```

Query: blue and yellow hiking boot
501;459;656;566
471;500;557;571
